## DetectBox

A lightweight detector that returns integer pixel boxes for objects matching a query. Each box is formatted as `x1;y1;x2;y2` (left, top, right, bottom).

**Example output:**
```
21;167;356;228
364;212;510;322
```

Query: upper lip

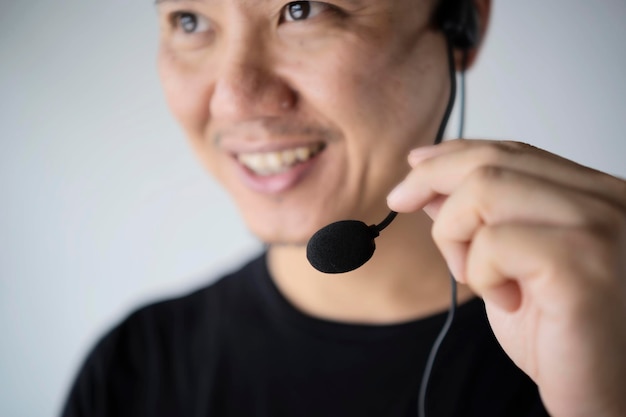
213;120;338;155
221;139;327;156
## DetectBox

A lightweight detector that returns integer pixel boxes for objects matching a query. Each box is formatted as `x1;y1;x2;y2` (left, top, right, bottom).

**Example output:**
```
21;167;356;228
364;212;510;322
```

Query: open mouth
236;142;325;176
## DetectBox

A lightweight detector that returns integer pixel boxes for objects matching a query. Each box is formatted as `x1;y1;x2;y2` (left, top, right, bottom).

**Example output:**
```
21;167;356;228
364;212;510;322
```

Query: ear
455;0;491;71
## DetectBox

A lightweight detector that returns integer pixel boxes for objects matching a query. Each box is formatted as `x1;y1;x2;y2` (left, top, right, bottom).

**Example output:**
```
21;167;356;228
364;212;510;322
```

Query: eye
281;1;330;22
171;11;211;34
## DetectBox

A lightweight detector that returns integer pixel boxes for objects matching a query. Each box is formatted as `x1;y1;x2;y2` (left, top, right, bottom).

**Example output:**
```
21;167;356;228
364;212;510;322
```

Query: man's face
157;0;450;244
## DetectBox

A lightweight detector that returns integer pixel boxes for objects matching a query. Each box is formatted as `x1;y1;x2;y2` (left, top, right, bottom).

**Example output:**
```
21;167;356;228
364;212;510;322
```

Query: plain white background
1;1;625;416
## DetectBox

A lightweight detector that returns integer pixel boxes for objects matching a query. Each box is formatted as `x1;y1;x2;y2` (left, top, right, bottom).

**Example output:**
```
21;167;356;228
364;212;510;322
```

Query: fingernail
387;182;407;209
408;146;436;166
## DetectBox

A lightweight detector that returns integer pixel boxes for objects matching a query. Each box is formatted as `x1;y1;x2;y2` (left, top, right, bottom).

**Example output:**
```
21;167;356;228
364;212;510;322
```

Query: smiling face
157;0;450;245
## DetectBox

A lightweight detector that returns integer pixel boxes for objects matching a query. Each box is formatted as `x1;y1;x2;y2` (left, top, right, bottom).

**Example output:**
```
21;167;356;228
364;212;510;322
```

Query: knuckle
431;218;446;245
565;227;620;289
475;144;505;165
581;200;625;242
472;226;495;250
557;189;624;239
470;165;507;189
497;140;534;154
465;166;508;216
604;203;626;232
589;170;626;204
564;227;605;258
475;140;531;165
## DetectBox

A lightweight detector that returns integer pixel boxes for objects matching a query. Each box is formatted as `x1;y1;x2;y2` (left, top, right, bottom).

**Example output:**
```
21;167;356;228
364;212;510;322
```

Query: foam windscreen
306;220;379;274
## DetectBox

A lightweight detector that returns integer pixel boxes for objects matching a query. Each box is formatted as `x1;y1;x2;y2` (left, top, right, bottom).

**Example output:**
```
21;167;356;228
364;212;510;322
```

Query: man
62;0;626;416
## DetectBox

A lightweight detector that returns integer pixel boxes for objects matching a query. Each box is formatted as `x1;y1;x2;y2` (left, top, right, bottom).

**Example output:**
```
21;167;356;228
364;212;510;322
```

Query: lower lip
234;153;322;194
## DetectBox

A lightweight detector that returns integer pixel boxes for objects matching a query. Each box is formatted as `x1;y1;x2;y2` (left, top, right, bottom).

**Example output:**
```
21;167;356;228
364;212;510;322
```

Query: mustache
213;119;341;146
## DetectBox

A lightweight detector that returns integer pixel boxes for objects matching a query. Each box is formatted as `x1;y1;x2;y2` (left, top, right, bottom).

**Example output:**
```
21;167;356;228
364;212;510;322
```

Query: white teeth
265;152;282;172
237;144;323;176
282;149;296;166
295;147;311;162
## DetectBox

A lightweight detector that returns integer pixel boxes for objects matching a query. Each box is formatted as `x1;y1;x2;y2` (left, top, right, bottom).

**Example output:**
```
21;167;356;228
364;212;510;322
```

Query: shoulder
61;252;267;417
112;251;266;348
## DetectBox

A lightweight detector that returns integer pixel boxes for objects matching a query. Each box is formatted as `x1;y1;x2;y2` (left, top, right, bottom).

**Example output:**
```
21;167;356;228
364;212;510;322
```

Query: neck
267;211;475;324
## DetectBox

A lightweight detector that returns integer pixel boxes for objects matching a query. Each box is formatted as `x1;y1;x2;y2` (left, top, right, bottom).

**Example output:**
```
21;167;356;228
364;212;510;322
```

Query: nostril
279;91;298;111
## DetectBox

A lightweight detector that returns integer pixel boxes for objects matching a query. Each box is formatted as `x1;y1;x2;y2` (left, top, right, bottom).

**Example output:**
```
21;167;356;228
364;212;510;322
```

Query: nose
209;37;298;123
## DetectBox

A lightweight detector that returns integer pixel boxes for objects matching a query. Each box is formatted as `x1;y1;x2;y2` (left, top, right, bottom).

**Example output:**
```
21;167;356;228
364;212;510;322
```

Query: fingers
385;139;626;300
387;140;626;214
466;220;625;319
391;140;626;416
468;214;626;417
431;166;619;281
465;224;579;313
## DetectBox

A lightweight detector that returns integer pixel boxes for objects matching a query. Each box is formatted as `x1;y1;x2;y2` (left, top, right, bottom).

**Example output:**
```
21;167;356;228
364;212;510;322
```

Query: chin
253;230;311;248
248;223;318;247
241;209;332;248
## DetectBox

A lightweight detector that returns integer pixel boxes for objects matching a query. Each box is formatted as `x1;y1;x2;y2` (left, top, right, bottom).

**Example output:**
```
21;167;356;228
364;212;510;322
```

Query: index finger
387;140;626;213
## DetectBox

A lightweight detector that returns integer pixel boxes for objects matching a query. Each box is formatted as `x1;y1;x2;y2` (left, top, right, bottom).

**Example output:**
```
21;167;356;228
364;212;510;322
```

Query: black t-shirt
61;253;549;417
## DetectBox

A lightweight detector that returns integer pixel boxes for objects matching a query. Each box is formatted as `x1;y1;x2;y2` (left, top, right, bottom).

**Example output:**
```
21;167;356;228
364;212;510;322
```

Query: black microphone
306;211;397;273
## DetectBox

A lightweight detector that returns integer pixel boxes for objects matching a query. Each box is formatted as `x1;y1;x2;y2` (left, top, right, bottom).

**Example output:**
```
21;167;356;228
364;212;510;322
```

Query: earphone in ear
436;0;480;50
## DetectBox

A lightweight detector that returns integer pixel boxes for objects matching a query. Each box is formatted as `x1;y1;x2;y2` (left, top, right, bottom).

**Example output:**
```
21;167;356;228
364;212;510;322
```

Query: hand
387;139;626;417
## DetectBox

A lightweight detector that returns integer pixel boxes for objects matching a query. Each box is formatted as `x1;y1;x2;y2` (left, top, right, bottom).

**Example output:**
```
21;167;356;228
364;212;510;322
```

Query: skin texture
156;0;626;415
388;140;626;417
157;0;449;244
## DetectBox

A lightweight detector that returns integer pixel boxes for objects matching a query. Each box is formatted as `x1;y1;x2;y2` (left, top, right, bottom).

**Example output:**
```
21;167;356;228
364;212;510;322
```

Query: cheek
295;35;445;154
159;49;226;181
291;34;448;207
158;48;212;140
350;38;447;160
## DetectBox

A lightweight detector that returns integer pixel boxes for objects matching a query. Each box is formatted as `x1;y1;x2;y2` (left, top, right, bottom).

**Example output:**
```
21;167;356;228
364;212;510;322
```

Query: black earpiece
436;0;480;50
